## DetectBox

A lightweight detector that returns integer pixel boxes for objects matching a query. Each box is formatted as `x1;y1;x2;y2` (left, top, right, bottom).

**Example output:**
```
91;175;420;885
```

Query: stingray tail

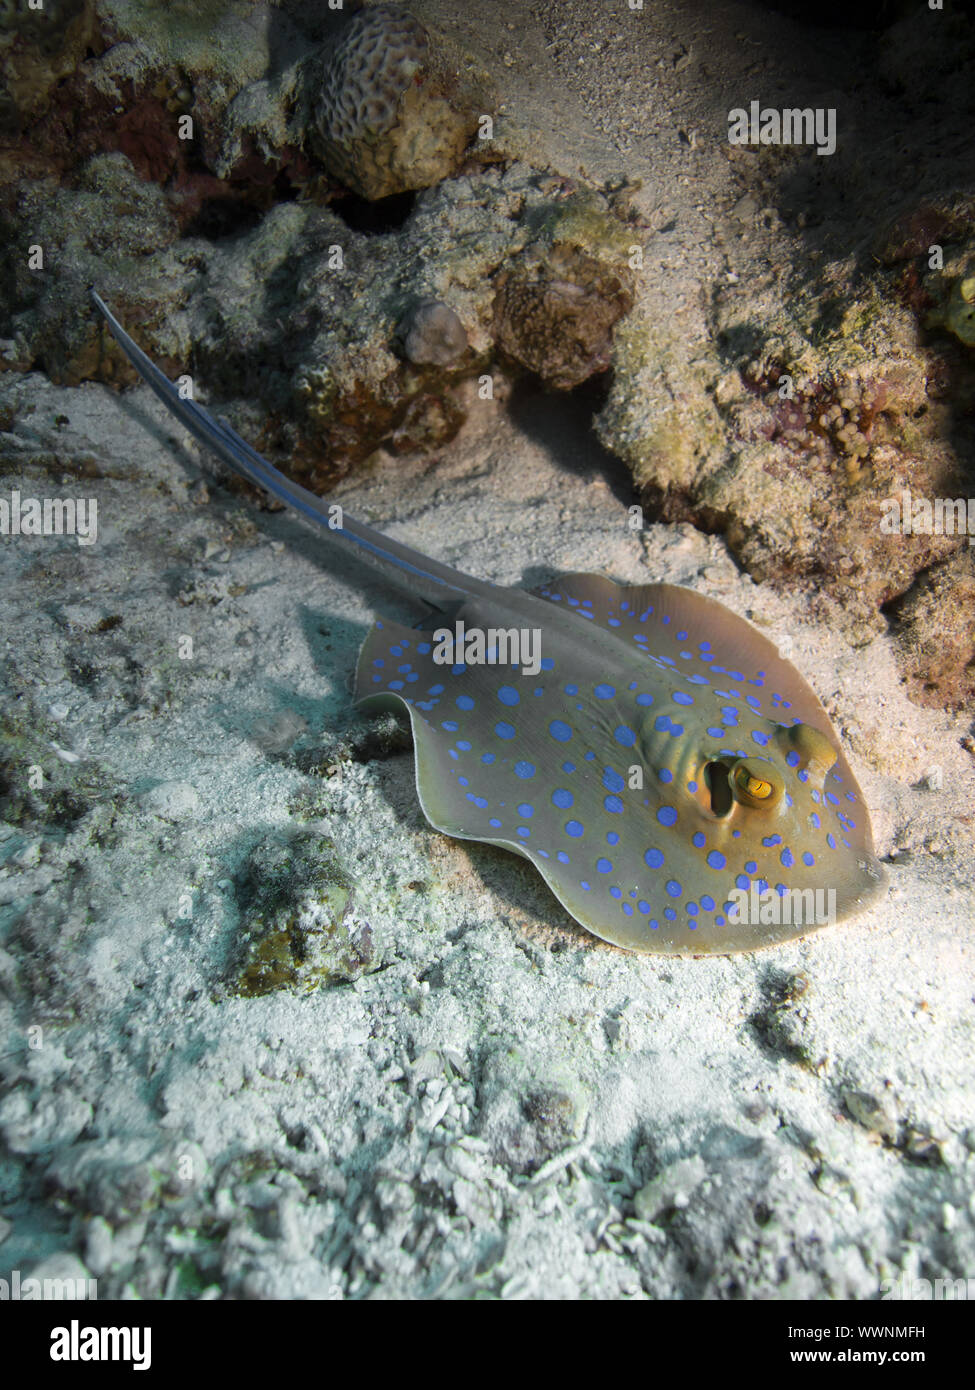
89;289;488;608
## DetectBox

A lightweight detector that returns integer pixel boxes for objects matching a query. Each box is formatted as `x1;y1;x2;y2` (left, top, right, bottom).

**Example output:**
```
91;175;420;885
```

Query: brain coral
308;3;474;201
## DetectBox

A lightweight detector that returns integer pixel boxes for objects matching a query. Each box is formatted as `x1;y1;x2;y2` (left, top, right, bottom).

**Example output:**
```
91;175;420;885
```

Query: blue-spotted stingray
91;291;887;955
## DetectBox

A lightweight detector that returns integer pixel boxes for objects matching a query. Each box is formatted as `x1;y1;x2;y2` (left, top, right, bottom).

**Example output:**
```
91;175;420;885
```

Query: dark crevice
329;188;417;235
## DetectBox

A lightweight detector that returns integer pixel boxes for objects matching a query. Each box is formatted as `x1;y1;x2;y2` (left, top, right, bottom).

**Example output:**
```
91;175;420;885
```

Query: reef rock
400;297;469;366
306;3;477;201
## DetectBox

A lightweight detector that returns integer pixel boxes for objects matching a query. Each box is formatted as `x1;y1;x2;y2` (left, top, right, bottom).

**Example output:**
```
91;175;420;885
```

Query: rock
307;4;476;201
138;780;201;820
890;548;975;709
0;1086;93;1155
0;0;98;133
634;1156;707;1221
400;298;468;366
474;1043;589;1176
844;1088;899;1142
494;243;634;390
229;833;374;994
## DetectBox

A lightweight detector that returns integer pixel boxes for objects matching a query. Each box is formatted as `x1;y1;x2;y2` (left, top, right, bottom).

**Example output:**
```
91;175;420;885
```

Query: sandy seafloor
1;0;974;1300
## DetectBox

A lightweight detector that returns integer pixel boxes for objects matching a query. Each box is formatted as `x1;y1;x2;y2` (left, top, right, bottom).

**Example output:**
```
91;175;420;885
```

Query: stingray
90;291;887;955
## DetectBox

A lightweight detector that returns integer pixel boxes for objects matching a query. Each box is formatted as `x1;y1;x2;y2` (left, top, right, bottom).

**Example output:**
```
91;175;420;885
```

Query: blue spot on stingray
557;851;570;864
565;684;578;696
658;768;673;784
549;720;572;742
515;761;535;779
562;761;576;773
517;826;531;839
810;813;820;829
664;908;677;921
428;684;445;695
489;818;502;828
602;767;624;793
580;880;591;891
495;722;515;740
517;803;534;819
604;795;623;814
481;752;495;764
638;900;650;914
644;848;665;869
416;642;431;655
565;820;584;838
665;880;683;898
781;847;795;868
673;691;694;706
541;658;554;671
701;894;715;910
498;686;519;706
636;692;654;706
692;832;706;848
746;696;762;711
614;726;637;748
372;659;384;668
715;915;726;927
388;681;404;691
745;860;757;873
552;788;573;809
707;726;724;738
457;740;471;751
441;720;458;731
606;831;619;845
451;664;466;676
688;780;698;793
687;903;699;916
657;806;678;827
707;850;726;870
803;851;815;866
595;683;615;699
597;858;613;874
762;834;782;847
622;901;633;915
751;730;769;746
735;874;749;890
456;695;475;710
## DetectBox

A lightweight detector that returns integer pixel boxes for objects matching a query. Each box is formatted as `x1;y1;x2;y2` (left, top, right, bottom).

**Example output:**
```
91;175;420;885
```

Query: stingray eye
731;759;783;809
737;768;772;799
